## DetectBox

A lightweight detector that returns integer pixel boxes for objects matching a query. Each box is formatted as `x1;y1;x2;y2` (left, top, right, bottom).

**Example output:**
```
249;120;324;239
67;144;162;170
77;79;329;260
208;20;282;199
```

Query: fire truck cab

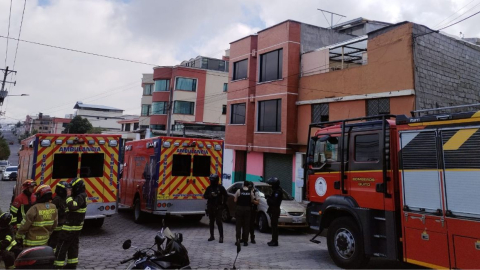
306;106;480;269
119;136;223;223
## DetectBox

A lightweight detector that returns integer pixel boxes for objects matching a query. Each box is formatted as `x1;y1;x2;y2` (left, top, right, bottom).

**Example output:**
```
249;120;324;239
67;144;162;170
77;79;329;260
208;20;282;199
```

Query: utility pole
166;85;174;137
0;66;17;105
317;9;346;29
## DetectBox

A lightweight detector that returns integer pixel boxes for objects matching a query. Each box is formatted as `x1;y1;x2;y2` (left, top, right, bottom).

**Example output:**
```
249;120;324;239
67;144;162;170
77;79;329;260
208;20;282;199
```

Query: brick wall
413;24;480;111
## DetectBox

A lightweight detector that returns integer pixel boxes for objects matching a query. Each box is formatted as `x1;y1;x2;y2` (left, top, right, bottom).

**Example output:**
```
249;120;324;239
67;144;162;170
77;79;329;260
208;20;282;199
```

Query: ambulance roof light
206;144;212;149
182;142;188;147
198;143;204;148
55;140;63;145
163;141;171;148
88;140;95;145
109;140;118;147
214;144;221;151
40;140;51;147
67;140;74;145
153;142;158;148
29;141;34;148
99;140;106;145
173;142;180;147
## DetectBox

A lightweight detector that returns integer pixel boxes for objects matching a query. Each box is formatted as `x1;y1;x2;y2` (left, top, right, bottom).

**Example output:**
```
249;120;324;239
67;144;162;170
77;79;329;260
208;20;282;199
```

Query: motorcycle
14;245;55;269
121;221;191;269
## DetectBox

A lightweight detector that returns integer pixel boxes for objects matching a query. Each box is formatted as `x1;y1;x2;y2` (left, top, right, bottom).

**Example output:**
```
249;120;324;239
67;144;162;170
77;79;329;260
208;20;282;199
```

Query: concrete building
25;113;54;134
74;101;124;131
225;19;480;202
52;117;71;133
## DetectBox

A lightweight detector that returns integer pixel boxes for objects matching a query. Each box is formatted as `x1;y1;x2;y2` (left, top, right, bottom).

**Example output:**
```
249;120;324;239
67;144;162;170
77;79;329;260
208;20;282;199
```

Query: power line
437;1;480;29
414;9;480;38
434;0;478;28
12;0;27;73
4;0;13;67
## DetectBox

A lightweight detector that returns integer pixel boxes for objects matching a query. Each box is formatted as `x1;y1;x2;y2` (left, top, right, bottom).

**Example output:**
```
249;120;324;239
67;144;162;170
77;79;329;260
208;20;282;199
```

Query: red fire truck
306;105;480;269
119;136;223;223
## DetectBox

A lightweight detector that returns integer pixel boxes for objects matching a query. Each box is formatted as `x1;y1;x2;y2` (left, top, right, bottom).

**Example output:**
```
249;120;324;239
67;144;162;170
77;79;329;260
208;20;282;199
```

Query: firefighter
54;178;87;269
16;184;58;248
234;181;254;246
0;213;21;269
203;174;228;243
48;181;71;251
247;181;260;244
266;177;283;247
10;179;37;226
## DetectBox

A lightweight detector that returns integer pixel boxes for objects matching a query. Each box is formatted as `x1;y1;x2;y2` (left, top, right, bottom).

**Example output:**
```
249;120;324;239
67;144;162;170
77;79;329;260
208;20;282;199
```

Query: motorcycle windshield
163;227;175;239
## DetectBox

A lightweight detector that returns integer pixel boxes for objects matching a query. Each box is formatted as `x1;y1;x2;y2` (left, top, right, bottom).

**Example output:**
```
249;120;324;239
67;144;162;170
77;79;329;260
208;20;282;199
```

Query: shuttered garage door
264;153;293;195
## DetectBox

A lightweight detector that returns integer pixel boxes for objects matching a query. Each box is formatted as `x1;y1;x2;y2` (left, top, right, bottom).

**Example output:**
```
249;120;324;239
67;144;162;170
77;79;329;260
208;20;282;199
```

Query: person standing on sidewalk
248;181;260;244
234;181;254;246
266;177;283;247
203;174;228;243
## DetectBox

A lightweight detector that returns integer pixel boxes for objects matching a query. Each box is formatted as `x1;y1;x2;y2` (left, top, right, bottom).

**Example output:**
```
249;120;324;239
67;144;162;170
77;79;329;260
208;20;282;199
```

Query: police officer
16;184;58;247
49;181;71;251
0;213;21;269
54;178;87;269
266;177;283;247
247;181;260;244
234;181;254;246
203;174;228;243
10;179;37;226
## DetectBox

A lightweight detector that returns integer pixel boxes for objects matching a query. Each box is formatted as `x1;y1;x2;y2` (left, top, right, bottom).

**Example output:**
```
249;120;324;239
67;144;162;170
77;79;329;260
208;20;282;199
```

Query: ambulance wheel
258;212;269;233
134;198;146;224
327;217;369;269
90;218;104;228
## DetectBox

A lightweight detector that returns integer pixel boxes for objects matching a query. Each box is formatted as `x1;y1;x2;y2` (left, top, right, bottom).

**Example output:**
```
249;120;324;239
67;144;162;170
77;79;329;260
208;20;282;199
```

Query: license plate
292;217;302;223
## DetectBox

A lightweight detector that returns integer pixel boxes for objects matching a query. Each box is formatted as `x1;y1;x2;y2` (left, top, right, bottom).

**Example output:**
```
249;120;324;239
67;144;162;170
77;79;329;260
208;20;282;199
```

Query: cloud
0;0;479;122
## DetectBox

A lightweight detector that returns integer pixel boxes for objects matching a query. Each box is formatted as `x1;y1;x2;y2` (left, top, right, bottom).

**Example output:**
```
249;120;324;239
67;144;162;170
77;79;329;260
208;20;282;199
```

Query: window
154;79;170;92
192;156;211;177
230;103;246;124
52;154;78;179
175;77;197;91
133;123;139;130
260;49;283;82
258;99;281;132
174;101;195;115
367;98;390;116
223;83;228;92
141;104;151;116
125;123;131;131
152;102;168;115
233;59;248;80
312;103;329;123
140;125;149;130
172;155;191;176
80;153;104;178
143;84;153;95
355;134;380;162
222;105;227;115
150;124;166;130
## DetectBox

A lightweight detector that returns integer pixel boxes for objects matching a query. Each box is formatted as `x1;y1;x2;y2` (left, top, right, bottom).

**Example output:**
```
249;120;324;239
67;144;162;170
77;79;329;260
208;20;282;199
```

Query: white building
73;102;124;131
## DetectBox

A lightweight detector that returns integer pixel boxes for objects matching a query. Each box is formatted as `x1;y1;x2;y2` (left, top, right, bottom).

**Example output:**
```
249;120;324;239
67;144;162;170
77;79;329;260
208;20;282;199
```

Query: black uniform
0;224;21;269
48;194;68;251
235;185;252;245
203;180;228;242
54;179;87;269
267;184;283;246
249;184;259;243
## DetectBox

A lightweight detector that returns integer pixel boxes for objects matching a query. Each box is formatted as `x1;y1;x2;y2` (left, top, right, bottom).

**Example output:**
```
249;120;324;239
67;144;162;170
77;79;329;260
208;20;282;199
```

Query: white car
0;160;9;180
2;166;17;181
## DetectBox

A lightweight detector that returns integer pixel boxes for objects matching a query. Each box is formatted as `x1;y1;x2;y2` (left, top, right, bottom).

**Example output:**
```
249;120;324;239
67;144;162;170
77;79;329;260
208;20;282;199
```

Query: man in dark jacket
203;174;228;243
266;177;283;247
234;181;254;246
54;178;87;269
49;181;71;251
10;180;37;226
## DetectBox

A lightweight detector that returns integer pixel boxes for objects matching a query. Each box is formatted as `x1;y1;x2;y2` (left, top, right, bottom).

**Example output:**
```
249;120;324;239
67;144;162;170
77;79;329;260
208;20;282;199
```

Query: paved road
1;129;19;166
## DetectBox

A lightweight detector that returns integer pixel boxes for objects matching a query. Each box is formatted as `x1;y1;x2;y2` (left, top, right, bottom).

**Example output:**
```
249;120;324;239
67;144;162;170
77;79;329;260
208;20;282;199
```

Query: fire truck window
193;156;211;177
313;139;339;167
80;153;104;178
172;155;191;176
355;134;380;162
52;154;79;179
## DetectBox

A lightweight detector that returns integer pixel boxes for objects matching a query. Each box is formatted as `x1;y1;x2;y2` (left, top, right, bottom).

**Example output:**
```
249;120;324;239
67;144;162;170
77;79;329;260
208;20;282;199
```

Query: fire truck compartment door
400;131;442;213
404;227;450;268
452;235;480;269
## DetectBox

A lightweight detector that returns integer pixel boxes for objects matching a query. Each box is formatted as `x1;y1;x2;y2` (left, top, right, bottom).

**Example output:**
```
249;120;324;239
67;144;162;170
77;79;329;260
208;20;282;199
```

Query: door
399;130;450;268
142;155;157;210
264;153;293;195
234;151;246;183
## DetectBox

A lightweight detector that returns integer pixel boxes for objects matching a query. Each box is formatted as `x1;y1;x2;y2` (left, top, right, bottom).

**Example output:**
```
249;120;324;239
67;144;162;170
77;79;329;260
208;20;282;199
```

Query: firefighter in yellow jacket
16;185;58;247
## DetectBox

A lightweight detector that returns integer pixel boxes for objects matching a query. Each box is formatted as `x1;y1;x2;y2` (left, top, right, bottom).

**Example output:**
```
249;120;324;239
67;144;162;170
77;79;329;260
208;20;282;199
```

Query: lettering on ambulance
176;149;208;155
40;154;47;185
109;153;114;186
59;146;101;152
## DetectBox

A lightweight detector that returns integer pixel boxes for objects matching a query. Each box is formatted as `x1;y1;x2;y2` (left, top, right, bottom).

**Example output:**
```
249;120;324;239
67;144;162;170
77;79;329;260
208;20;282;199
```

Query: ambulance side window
193;156;211;177
80;153;104;178
172;155;191;176
52;154;79;179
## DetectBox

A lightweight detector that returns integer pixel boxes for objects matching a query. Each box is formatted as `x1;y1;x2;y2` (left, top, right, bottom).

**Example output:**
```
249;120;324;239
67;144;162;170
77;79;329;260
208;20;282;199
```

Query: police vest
237;189;251;207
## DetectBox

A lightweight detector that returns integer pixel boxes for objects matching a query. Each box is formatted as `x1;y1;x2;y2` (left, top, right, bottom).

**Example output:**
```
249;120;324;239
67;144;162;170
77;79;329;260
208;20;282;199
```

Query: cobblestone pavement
0;169;416;269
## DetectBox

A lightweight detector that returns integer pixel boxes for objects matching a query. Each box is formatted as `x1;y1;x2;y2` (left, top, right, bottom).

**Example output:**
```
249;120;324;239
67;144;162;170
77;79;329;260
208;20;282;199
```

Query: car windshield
255;185;294;201
0;162;7;165
6;167;17;172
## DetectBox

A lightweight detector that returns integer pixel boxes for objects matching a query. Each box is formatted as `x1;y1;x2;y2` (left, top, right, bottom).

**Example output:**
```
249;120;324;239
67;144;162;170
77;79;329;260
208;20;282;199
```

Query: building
140;55;229;133
73;101;125;131
52;117;71;134
25;113;54;134
225;19;480;201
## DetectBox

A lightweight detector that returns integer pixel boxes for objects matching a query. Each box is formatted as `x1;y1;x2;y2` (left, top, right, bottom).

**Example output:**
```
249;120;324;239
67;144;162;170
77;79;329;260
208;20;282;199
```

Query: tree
32;129;38;135
65;116;93;134
0;138;10;160
16;121;21;128
88;127;104;134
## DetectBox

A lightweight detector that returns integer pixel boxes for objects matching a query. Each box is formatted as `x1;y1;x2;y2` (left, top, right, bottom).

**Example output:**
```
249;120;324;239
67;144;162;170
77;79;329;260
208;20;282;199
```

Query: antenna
317;9;346;29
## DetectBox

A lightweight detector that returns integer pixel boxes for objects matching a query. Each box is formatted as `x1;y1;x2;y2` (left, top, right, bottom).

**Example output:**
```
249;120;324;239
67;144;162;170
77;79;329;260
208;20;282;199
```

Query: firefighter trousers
54;231;80;269
207;205;223;238
235;206;251;243
48;230;62;251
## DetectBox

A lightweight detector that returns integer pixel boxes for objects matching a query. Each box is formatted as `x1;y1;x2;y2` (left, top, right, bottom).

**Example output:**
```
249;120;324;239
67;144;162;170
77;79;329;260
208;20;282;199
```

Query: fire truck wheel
258;212;269;233
327;217;369;269
134;198;146;223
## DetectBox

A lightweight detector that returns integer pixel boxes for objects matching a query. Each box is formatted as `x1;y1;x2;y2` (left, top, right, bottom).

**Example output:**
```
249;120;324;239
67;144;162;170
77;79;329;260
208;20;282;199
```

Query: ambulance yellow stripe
443;128;478;150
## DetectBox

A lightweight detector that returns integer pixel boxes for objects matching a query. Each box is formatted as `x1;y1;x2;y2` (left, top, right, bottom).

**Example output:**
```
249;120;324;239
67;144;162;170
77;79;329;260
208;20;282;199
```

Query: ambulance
15;134;121;228
119;136;223;223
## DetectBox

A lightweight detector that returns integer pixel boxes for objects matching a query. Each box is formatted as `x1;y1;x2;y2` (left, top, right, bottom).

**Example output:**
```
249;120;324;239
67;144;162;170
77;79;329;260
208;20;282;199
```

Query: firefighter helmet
0;213;12;229
35;185;53;203
55;181;71;199
209;174;220;185
22;179;37;190
266;177;280;188
71;178;86;196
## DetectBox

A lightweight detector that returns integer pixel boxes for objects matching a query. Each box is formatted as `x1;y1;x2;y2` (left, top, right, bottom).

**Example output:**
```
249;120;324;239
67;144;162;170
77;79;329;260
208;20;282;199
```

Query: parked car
8;171;17;182
9;141;14;145
222;181;308;232
0;160;9;175
2;166;17;181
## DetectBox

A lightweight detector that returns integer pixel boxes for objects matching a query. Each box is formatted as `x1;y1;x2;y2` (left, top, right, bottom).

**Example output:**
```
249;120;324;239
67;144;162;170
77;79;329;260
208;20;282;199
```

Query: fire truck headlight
109;140;118;147
40;140;51;147
214;145;221;151
163;142;171;148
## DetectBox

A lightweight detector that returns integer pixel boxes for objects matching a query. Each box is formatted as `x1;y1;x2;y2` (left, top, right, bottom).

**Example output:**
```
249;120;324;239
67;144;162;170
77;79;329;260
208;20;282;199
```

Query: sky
0;0;479;123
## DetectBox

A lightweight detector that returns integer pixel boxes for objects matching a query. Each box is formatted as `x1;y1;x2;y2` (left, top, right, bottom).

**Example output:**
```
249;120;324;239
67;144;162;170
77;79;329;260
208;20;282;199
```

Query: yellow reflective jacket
16;202;58;247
